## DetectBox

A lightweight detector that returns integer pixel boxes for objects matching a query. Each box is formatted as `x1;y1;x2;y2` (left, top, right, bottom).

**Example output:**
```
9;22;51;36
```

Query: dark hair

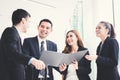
62;30;84;53
100;21;116;38
39;19;53;27
12;9;31;25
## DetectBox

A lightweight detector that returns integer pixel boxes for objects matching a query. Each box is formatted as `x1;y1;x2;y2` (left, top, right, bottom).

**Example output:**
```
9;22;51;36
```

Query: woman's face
96;23;108;38
66;32;78;46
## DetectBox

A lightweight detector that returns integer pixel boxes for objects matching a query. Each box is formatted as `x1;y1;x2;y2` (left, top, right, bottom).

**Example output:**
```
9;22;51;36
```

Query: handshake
31;58;45;70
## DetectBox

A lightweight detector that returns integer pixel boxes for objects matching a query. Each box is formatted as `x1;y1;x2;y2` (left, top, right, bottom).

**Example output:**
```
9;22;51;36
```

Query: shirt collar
14;26;24;44
37;36;47;50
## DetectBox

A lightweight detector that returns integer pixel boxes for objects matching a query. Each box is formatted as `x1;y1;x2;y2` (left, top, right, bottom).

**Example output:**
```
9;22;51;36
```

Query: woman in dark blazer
86;21;120;80
59;30;91;80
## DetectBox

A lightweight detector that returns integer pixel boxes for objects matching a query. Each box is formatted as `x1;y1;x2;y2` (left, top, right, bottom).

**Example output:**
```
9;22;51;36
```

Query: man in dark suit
23;19;57;80
0;9;45;80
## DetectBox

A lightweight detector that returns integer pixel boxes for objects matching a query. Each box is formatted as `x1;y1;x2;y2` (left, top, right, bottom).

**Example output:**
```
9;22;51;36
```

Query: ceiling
0;0;77;19
0;0;78;34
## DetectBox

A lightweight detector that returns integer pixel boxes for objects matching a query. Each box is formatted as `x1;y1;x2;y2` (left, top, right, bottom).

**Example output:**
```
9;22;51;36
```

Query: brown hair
62;30;84;53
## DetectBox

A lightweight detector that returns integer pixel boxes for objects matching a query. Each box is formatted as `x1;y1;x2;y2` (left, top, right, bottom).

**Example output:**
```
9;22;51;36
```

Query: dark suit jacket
61;47;91;80
23;36;57;80
0;26;31;80
96;37;120;80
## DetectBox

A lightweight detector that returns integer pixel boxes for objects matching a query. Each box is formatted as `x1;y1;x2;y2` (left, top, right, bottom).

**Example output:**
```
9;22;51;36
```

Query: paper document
40;50;88;67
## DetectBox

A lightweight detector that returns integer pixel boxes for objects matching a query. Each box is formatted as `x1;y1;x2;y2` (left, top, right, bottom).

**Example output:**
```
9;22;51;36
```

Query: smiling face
38;21;52;39
96;23;109;38
66;32;78;46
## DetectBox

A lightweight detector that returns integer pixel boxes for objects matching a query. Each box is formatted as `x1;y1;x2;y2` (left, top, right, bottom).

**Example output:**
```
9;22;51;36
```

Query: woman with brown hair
59;30;91;80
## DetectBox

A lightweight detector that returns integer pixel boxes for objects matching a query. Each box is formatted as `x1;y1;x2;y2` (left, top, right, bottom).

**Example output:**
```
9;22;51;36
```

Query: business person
85;21;120;80
0;9;45;80
59;30;91;80
23;19;57;80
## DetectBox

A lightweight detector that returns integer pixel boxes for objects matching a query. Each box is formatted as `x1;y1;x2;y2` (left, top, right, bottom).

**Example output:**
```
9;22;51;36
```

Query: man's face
22;16;31;33
38;21;52;39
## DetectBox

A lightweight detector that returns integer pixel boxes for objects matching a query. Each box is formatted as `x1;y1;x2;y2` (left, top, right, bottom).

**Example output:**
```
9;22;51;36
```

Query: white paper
40;50;88;67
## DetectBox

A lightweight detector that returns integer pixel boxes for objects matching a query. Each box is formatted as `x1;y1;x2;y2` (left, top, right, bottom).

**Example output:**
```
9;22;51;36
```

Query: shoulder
78;47;89;54
24;36;37;41
23;36;38;44
1;27;18;38
3;27;15;34
46;40;57;45
105;37;119;50
106;37;118;45
78;47;88;51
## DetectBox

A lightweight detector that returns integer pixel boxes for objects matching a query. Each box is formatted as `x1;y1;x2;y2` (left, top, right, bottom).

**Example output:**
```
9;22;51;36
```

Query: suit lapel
34;37;41;57
12;26;22;53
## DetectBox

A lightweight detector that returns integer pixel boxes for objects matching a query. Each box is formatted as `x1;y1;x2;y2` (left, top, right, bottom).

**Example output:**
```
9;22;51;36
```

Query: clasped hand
31;58;45;70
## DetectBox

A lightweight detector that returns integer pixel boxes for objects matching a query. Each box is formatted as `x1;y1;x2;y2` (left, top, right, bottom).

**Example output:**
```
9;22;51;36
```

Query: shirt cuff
28;57;35;65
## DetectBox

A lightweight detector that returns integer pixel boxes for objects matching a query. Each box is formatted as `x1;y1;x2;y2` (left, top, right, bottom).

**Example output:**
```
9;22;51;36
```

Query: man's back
0;27;28;80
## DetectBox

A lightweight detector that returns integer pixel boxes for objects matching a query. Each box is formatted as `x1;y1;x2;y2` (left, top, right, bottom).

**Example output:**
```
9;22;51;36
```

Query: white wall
0;0;77;51
0;0;120;80
83;0;120;79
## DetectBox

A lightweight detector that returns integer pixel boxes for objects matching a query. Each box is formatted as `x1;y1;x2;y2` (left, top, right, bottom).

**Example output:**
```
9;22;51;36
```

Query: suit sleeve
76;51;91;75
1;28;31;65
96;38;119;68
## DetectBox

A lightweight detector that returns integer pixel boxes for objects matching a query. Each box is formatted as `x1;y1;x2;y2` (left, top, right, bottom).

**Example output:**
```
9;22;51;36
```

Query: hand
72;60;78;69
85;54;98;61
31;58;45;70
59;63;67;72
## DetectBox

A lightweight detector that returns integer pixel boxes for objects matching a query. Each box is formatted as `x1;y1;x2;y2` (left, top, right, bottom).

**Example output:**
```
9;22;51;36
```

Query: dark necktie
39;41;46;78
41;41;44;52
